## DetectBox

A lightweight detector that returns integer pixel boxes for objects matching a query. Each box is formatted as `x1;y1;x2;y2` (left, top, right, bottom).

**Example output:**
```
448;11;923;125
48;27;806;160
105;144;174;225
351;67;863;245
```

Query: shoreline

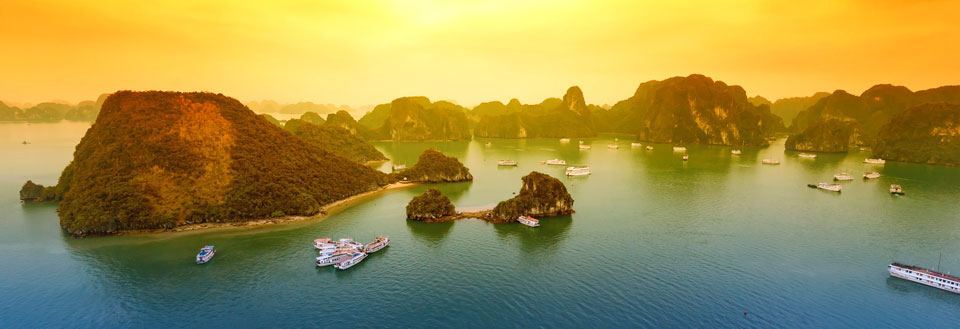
115;181;418;237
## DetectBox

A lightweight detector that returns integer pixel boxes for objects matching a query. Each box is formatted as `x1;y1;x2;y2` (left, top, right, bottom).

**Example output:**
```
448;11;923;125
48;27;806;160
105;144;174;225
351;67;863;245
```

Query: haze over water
2;122;960;327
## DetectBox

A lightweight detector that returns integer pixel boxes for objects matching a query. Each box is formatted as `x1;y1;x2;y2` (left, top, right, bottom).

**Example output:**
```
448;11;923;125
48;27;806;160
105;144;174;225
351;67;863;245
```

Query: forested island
0;94;110;122
393;149;473;183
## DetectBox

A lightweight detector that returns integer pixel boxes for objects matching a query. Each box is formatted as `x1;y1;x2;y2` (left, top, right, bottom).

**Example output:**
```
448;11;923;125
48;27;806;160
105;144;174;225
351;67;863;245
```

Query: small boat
391;164;406;172
761;159;780;165
334;252;368;270
565;166;591;176
316;252;353;267
798;153;817;159
888;262;959;294
545;159;567;166
485;142;492;147
579;144;592;150
559;138;571;143
864;158;886;164
731;149;742;155
516;215;540;227
863;172;881;180
672;146;687;152
336;238;364;250
363;235;390;253
682;155;689;161
497;160;518;166
607;144;619;149
631;142;642;148
645;146;654;150
890;184;904;195
196;245;216;264
21;141;30;145
833;172;854;181
816;182;842;192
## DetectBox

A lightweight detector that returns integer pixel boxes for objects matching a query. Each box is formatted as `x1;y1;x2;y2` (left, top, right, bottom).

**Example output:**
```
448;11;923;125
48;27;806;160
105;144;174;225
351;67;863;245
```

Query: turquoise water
2;122;960;328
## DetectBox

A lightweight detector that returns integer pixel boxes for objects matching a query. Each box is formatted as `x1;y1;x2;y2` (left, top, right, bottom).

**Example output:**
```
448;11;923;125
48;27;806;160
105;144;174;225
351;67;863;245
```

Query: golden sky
1;0;958;106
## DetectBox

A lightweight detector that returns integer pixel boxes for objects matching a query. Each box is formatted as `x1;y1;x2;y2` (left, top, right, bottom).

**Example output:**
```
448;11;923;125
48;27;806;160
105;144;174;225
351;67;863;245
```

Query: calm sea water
2;122;960;328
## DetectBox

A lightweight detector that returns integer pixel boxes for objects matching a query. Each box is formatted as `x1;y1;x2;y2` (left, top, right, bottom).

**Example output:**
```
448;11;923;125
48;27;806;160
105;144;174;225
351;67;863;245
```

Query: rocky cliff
785;119;862;152
472;86;597;138
19;180;58;202
396;149;473;183
873;103;960;166
490;171;573;223
47;91;388;236
359;97;471;141
405;189;457;222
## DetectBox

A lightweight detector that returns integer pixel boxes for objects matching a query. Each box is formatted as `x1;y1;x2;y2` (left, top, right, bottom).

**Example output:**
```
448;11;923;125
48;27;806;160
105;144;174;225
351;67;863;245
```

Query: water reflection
493;215;572;256
405;220;454;246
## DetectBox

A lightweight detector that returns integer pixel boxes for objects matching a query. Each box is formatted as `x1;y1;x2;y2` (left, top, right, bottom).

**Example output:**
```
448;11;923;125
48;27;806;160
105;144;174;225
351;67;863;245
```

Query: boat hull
889;264;960;294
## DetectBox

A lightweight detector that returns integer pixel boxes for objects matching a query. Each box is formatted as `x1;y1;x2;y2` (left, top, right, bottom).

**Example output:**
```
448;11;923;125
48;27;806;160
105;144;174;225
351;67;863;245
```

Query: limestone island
392;149;473;183
405;171;574;224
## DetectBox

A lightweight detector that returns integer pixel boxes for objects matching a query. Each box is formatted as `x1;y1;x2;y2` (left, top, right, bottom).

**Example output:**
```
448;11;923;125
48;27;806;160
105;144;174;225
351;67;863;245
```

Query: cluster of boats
805;158;904;194
314;236;389;270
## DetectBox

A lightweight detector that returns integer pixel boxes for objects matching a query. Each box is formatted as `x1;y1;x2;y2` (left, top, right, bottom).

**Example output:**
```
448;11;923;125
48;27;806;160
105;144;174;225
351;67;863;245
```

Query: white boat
631;142;643;148
497;160;518;166
363;235;390;253
607;144;619;149
565;166;591;176
863;172;881;180
731;149;742;155
889;262;960;294
798;153;817;159
559;138;571;143
316;252;353;267
672;146;687;152
545;159;567;166
579;144;592;150
645;146;654;150
816;182;842;192
682;155;689;161
196;245;216;264
313;238;333;249
890;184;904;195
761;159;780;165
334;252;368;270
833;172;854;181
864;158;886;164
336;238;364;250
516;215;540;227
319;246;360;257
391;164;406;172
485;142;492;147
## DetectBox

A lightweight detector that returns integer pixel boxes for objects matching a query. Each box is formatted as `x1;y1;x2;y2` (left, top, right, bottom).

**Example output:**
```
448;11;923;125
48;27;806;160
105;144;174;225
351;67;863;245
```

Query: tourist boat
316;252;353;267
545;159;567;166
497;160;518;166
833;172;854;181
565;166;591;176
314;238;335;249
816;182;842;192
672;146;687;152
863;172;881;180
731;149;742;155
335;238;365;250
196;245;216;264
363;235;390;253
391;164;406;171
682;155;689;161
319;246;360;257
334;252;368;270
798;153;817;159
888;262;960;294
864;158;886;164
890;184;905;195
607;144;619;149
516;215;540;227
631;142;642;148
761;159;780;165
645;145;654;150
579;144;591;150
559;138;571;143
485;142;492;147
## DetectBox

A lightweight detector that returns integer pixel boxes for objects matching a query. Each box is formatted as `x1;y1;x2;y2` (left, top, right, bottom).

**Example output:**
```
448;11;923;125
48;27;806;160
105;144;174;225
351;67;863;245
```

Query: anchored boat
497;160;518;166
645;145;654;150
316;252;353;267
890;184;905;195
798;153;817;159
607;144;619;149
196;245;216;264
682;155;689;161
565;166;591;176
761;159;780;165
672;146;687;152
516;215;540;227
863;172;881;180
559;138;571;143
579;144;592;150
815;182;842;192
544;159;567;166
363;235;390;253
731;149;742;155
889;263;960;294
864;158;886;164
631;142;643;148
833;172;854;181
334;252;368;270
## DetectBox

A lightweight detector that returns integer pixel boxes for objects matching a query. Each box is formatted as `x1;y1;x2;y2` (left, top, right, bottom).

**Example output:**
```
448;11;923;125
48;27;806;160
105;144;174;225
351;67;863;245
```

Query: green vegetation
768;92;830;127
283;118;387;163
490;171;573;223
405;189;456;222
19;180;59;202
51;91;388;236
359;97;471;141
873;103;960;166
395;149;472;183
259;113;282;127
0;94;109;122
785;119;861;152
299;111;325;125
472;86;597;138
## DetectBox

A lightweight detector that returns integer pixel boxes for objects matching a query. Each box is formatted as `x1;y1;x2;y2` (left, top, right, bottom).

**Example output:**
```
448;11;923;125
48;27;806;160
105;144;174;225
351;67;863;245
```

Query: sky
1;0;959;107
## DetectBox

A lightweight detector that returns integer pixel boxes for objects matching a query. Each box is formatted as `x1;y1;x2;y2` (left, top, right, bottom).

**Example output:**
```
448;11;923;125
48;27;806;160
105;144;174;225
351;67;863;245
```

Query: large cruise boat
761;159;780;165
497;160;518;166
196;245;216;264
889;262;960;294
672;146;687;152
334;252;368;270
565;166;591;176
363;235;390;253
833;172;854;181
798;153;817;159
863;172;881;180
316;252;353;267
808;182;842;192
516;215;540;227
544;159;567;166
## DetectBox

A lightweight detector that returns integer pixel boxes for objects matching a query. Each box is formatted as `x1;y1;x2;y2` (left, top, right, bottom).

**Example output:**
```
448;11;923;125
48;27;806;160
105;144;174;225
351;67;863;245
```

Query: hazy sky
2;0;958;106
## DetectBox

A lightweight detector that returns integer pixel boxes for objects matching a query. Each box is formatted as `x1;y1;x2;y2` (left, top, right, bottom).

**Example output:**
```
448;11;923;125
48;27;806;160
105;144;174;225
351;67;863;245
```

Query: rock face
299;111;325;126
873;103;960;166
490;171;573;223
52;91;388;236
770;92;830;127
472;86;597;138
359;97;471;141
785;119;862;152
397;149;473;183
19;180;58;202
405;189;457;222
599;74;783;146
283;119;388;163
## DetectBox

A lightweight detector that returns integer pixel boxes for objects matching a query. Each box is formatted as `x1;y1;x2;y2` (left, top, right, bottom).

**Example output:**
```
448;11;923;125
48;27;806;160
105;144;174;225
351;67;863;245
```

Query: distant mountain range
0;94;110;122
